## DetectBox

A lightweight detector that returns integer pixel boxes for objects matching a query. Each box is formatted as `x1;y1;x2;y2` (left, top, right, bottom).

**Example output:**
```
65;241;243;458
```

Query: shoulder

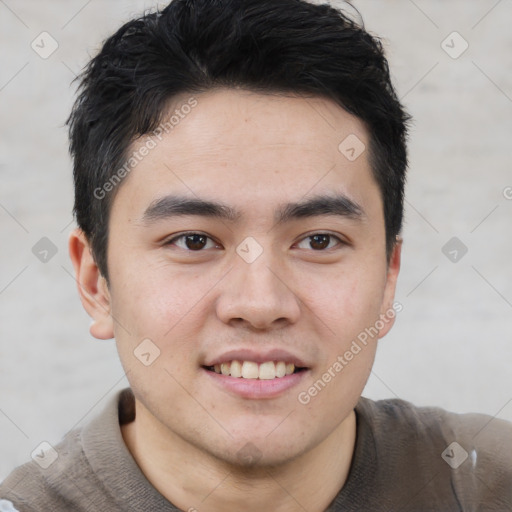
438;404;512;506
358;395;512;439
0;428;96;511
360;396;512;462
357;396;512;506
0;390;137;511
0;390;132;511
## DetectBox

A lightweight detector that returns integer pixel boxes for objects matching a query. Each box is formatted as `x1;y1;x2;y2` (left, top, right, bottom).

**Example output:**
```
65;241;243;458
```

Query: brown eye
166;233;218;251
296;233;342;251
184;234;208;250
309;234;330;250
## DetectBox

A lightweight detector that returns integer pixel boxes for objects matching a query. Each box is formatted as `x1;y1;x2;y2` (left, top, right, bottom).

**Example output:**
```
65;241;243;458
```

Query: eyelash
164;231;345;252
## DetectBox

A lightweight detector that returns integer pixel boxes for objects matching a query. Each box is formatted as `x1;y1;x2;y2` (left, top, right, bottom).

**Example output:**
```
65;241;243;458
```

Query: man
1;0;510;510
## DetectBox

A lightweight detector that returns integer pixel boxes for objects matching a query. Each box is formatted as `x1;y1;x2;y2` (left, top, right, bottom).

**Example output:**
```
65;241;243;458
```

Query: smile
203;360;307;380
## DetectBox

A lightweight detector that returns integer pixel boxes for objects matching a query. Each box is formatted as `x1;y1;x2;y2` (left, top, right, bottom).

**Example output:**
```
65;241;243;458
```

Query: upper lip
203;349;309;368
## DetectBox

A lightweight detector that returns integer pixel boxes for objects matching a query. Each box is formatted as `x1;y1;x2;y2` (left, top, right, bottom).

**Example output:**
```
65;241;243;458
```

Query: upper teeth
212;361;296;379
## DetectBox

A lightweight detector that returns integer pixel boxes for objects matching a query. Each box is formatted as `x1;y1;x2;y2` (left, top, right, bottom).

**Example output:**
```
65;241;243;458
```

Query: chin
203;430;311;470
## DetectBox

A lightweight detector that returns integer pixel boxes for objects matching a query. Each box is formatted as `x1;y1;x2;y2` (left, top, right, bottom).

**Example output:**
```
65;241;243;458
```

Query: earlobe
68;228;114;340
378;237;402;339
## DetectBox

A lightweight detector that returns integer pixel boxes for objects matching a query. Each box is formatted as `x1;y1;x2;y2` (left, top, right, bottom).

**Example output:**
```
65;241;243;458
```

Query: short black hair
68;0;410;280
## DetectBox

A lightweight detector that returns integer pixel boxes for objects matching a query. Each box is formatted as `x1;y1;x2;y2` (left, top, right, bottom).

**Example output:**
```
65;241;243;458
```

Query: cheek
302;264;385;339
108;258;223;379
296;272;381;417
110;258;207;333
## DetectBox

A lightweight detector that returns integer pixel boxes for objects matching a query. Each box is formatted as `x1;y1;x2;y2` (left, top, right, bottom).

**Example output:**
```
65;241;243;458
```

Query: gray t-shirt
1;388;511;511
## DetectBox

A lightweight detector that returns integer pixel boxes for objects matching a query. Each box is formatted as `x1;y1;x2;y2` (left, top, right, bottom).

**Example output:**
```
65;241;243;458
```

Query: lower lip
202;367;309;399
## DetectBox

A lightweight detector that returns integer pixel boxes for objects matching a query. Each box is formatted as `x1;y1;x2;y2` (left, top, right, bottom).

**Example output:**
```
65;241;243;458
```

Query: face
75;89;401;467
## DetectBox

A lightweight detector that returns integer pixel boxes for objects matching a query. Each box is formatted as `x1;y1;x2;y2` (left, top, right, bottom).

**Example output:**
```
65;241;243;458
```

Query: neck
122;400;357;512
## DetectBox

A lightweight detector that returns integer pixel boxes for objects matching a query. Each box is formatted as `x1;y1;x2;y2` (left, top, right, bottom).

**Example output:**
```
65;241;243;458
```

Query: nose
215;249;301;330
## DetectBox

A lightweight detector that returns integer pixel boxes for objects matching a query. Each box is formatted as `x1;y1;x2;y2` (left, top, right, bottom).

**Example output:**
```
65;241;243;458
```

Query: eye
295;233;344;251
165;232;220;251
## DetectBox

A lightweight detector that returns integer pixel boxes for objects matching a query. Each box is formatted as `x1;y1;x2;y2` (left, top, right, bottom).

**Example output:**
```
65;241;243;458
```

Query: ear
68;228;114;340
377;237;402;339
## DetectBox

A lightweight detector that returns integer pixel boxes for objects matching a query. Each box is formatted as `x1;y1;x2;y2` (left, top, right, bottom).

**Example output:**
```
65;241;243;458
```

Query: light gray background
1;0;511;479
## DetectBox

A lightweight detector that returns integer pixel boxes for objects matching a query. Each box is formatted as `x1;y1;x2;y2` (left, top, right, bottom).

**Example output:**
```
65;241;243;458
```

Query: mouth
202;360;309;380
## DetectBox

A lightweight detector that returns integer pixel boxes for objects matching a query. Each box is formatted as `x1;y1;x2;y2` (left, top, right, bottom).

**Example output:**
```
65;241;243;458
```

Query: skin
69;89;401;512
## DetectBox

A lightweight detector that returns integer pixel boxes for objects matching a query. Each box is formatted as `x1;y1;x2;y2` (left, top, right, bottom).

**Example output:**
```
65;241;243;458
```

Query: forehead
153;88;367;163
112;89;378;220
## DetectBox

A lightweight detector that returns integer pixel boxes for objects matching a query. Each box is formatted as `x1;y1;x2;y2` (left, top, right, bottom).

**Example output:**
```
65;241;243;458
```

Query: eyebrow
141;194;365;225
275;194;364;224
